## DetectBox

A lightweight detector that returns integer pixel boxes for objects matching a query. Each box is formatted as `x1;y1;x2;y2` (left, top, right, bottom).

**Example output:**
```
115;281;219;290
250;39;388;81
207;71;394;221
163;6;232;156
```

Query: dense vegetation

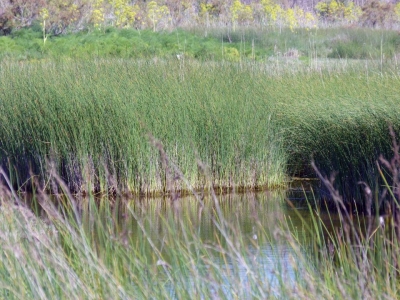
0;58;287;194
2;0;400;37
1;9;400;299
1;26;400;62
0;49;399;196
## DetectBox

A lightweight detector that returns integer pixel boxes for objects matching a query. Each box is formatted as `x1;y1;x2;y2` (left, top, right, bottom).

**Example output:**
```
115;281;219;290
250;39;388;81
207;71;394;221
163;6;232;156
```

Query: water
95;183;340;298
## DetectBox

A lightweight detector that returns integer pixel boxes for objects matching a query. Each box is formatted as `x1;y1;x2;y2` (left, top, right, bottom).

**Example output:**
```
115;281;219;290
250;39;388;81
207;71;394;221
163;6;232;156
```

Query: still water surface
94;182;341;297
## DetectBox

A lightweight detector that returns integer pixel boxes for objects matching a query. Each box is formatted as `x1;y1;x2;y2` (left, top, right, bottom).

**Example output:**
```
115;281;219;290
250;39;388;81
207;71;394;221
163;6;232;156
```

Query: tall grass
1;58;400;195
0;59;289;194
273;65;400;197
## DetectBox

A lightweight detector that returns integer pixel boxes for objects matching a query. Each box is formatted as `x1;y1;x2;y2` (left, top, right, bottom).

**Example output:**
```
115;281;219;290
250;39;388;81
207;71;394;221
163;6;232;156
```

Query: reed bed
0;58;400;195
1;58;288;194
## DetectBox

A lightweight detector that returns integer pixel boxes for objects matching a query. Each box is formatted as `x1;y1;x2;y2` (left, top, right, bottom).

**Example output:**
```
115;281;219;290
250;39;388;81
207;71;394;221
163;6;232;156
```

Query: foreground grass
0;172;398;299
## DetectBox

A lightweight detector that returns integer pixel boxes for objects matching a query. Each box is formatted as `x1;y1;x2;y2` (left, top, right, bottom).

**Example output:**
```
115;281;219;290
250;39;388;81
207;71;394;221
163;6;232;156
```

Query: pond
4;177;391;299
79;180;342;298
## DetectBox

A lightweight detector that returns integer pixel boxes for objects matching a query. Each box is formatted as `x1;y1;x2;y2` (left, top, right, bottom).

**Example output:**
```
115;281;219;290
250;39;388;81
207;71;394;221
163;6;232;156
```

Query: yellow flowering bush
315;0;361;23
261;0;284;25
91;0;105;29
283;7;318;31
304;11;318;29
395;2;400;21
111;0;139;28
198;2;214;25
343;2;362;22
231;0;253;28
284;8;297;31
147;1;170;31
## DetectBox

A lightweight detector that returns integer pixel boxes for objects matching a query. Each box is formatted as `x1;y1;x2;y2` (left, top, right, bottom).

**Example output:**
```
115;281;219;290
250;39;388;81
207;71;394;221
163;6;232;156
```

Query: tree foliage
0;0;398;35
315;0;361;23
359;0;396;28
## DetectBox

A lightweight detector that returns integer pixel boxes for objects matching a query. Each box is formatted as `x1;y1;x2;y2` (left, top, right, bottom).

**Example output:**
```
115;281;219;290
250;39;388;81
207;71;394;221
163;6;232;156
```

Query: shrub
315;0;362;23
359;0;396;28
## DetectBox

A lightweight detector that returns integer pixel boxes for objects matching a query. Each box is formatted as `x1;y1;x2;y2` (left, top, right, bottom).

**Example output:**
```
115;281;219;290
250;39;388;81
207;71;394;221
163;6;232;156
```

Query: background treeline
1;0;400;36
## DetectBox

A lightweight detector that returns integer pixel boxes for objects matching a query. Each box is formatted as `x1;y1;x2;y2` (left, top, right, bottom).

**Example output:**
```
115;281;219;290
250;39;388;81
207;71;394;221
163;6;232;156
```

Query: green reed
0;57;400;195
275;66;400;195
0;59;288;193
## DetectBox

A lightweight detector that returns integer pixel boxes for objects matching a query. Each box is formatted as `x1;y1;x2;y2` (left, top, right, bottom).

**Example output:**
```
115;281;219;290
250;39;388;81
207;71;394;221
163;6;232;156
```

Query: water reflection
76;185;344;298
127;191;292;244
97;189;326;296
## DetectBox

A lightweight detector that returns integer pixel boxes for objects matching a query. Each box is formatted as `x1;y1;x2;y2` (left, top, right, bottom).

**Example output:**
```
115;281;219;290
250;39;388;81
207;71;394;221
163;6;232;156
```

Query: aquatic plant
0;59;289;194
0;57;400;196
